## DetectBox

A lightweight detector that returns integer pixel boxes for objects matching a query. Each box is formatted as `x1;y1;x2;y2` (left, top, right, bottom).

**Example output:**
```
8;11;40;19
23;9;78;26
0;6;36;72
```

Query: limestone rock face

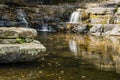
0;42;46;63
0;27;46;63
0;38;33;44
90;24;103;33
115;8;120;24
87;8;115;15
104;26;120;36
0;27;37;38
67;7;120;33
90;24;120;36
85;3;100;8
107;0;120;5
87;8;115;24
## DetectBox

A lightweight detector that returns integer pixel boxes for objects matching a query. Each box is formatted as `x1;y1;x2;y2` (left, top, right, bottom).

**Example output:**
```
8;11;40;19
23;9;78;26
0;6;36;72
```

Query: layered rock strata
0;27;46;63
67;7;120;35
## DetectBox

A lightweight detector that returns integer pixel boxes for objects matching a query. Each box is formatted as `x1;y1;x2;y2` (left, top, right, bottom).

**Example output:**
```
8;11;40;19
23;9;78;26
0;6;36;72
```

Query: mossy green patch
88;24;93;29
16;38;26;44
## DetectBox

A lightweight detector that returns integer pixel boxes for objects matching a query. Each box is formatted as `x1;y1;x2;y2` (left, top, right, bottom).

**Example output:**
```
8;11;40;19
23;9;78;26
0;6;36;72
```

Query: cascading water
40;24;50;31
39;24;55;32
38;16;56;32
69;9;82;23
16;9;29;27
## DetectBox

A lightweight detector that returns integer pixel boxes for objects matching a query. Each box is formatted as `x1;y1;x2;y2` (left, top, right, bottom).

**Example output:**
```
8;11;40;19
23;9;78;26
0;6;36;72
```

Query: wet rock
0;20;12;27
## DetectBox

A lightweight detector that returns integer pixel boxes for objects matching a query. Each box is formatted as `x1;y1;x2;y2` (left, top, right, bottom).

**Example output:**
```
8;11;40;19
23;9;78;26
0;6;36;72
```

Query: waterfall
40;24;50;31
39;24;55;32
69;9;82;23
16;9;29;27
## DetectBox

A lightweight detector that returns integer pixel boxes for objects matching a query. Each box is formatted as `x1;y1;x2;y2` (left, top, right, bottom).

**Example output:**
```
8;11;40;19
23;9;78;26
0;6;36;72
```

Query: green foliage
16;38;26;44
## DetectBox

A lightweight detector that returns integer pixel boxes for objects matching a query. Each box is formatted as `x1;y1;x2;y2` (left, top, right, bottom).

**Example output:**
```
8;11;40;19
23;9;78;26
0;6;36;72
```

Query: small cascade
16;9;29;27
40;24;49;31
39;24;55;32
69;9;82;23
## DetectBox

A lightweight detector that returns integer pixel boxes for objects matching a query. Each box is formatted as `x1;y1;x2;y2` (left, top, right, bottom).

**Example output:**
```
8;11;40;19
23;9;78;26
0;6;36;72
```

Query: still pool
0;32;120;80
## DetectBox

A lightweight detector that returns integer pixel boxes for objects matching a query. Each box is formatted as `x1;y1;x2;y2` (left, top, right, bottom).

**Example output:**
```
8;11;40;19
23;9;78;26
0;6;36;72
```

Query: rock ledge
0;27;46;63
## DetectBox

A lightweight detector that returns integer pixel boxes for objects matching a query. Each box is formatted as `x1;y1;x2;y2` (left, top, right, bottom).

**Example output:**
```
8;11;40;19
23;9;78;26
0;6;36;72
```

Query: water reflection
0;33;120;80
69;40;77;55
37;32;120;73
67;34;120;73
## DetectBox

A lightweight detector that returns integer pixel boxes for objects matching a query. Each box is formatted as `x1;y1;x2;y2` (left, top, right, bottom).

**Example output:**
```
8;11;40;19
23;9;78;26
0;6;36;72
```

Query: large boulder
0;27;37;38
0;42;46;63
0;27;46;63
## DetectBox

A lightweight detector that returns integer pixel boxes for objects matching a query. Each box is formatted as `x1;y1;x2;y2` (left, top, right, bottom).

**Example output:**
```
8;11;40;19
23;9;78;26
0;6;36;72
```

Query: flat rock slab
0;27;37;38
90;24;120;36
116;8;120;15
0;38;33;44
87;8;115;15
0;42;46;63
